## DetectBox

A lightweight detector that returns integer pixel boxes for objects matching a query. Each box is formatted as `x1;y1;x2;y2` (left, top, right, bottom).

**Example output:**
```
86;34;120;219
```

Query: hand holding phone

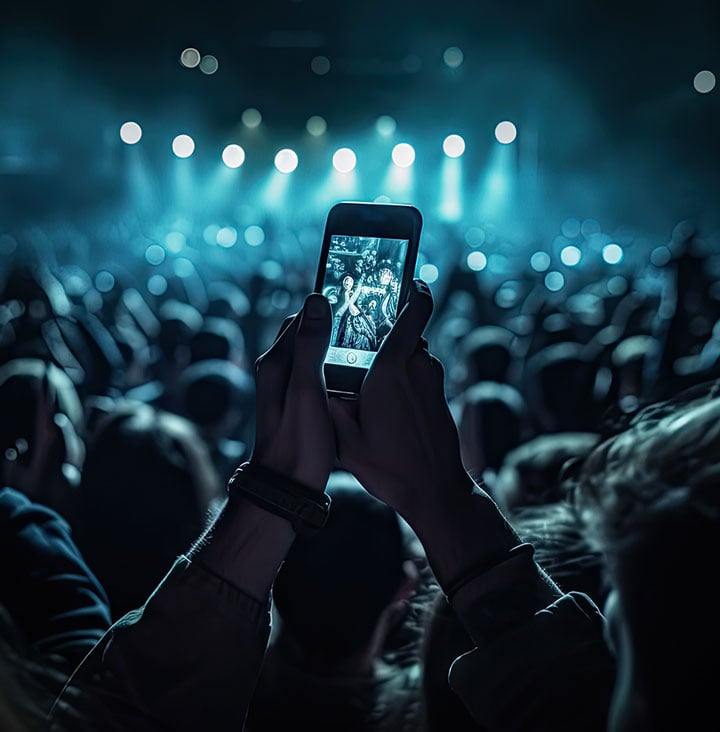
314;201;422;396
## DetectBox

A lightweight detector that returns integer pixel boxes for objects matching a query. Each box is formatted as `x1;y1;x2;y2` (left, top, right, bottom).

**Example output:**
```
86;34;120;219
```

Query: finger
373;279;433;366
289;293;332;387
329;397;363;472
272;313;298;346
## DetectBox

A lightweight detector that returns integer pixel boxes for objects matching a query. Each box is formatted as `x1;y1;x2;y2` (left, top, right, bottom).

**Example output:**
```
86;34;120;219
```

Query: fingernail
304;293;327;319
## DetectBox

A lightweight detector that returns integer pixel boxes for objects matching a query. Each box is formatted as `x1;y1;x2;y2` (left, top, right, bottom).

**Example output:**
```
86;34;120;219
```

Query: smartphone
314;201;422;396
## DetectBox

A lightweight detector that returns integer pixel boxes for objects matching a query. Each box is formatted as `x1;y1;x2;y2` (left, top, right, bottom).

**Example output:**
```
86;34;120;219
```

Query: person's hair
271;473;406;668
572;378;720;725
75;398;222;619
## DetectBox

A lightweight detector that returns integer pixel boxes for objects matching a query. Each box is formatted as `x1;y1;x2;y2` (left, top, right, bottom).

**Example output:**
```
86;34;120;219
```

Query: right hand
330;280;471;524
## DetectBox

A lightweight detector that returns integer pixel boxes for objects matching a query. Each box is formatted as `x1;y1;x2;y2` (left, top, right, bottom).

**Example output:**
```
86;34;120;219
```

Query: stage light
216;227;238;248
120;121;142;144
222;144;246;168
306;115;327;136
544;271;565;291
242;108;262;128
443;46;464;68
530;251;551;272
199;55;219;75
392;143;415;167
145;244;166;265
419;263;439;283
333;147;356;173
694;70;716;93
245;225;265;246
560;245;582;266
443;134;465;158
274;148;298;173
495;121;517;144
172;134;195;158
311;56;331;75
602;243;623;264
94;271;115;293
376;115;397;137
180;48;201;68
467;251;487;271
147;275;168;296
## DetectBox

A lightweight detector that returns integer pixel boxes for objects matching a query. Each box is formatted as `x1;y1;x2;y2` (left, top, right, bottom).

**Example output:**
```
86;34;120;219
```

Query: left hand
250;293;334;492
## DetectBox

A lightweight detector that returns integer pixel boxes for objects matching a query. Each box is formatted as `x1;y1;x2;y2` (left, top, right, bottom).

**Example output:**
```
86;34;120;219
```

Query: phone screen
321;233;409;370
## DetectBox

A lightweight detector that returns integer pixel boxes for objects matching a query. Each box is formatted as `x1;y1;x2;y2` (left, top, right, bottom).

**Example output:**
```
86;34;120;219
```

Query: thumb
329;397;363;472
289;293;332;385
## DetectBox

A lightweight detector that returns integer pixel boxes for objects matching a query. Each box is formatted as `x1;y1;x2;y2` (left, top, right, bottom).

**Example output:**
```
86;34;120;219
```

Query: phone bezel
314;201;422;397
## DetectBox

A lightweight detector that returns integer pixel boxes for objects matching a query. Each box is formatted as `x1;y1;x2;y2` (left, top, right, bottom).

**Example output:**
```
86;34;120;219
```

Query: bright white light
467;251;487;271
495;121;517;144
443;134;465;158
245;225;265;247
242;108;262;128
199;55;219;75
180;48;201;68
530;252;551;272
306;115;327;136
694;70;716;94
274;148;298;173
602;243;623;264
391;143;415;167
544;271;565;291
376;115;397;136
332;147;356;173
172;134;195;158
311;56;331;75
222;144;246;168
560;245;582;266
443;46;464;68
419;263;439;283
120;121;142;144
216;227;238;248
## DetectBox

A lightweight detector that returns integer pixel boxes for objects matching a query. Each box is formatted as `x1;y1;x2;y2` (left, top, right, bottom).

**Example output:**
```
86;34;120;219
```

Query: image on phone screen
321;234;409;369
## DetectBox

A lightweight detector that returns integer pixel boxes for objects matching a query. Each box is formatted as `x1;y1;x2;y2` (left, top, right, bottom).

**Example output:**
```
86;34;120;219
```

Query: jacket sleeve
48;555;271;732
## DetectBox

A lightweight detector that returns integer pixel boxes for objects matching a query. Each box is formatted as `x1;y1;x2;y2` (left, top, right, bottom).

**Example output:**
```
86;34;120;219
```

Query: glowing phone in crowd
314;201;422;397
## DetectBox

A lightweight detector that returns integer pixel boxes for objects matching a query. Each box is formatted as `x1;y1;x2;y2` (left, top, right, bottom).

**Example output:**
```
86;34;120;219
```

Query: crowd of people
1;213;720;731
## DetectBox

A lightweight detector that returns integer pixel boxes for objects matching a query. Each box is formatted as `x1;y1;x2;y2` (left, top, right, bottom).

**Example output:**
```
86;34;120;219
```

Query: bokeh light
245;225;265;246
443;46;464;68
119;121;142;144
311;56;331;75
419;263;439;283
172;134;195;158
694;70;716;93
222;144;246;168
530;251;551;272
561;218;582;238
241;108;262;128
274;148;299;173
199;55;219;75
306;115;327;136
602;243;624;264
180;48;201;68
465;227;485;247
144;244;165;265
544;271;565;291
94;270;115;293
467;251;487;271
216;226;238;248
391;142;415;167
332;147;357;173
443;134;466;158
560;245;582;266
165;231;186;253
147;274;168;296
495;121;517;144
376;115;397;137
